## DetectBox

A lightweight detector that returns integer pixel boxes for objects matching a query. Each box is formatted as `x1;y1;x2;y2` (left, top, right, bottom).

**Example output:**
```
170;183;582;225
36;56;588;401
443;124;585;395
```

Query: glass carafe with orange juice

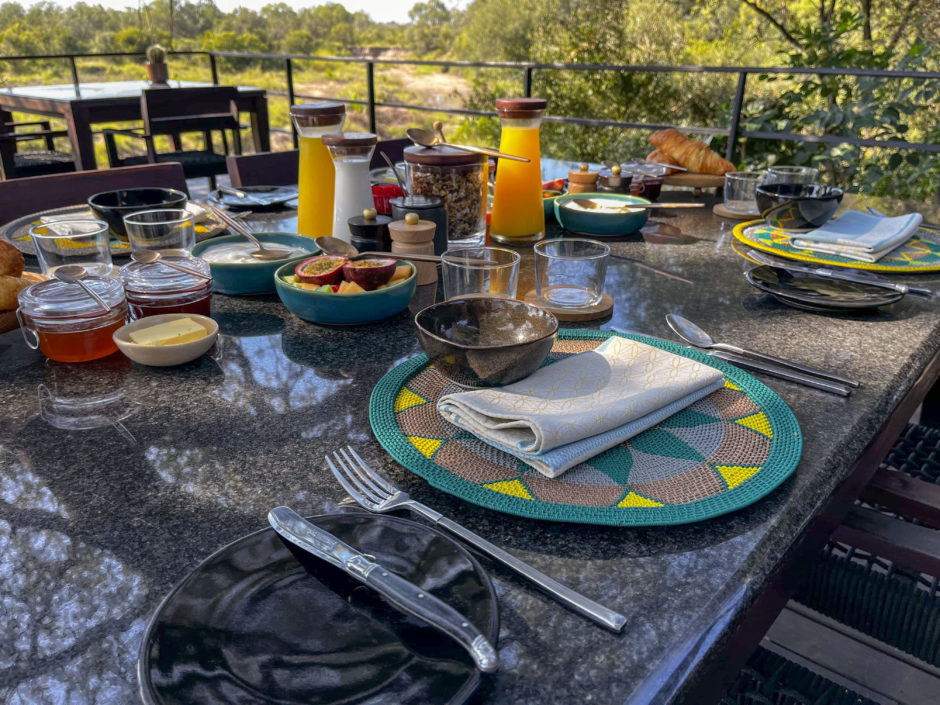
489;98;547;245
290;102;346;238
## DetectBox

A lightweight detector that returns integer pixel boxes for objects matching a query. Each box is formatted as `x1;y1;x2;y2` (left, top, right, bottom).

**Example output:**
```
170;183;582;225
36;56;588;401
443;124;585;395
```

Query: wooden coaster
523;290;614;321
713;203;759;220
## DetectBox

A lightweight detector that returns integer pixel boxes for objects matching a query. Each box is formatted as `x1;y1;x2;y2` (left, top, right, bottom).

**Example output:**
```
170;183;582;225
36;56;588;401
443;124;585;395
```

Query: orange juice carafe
290;102;346;238
489;97;547;245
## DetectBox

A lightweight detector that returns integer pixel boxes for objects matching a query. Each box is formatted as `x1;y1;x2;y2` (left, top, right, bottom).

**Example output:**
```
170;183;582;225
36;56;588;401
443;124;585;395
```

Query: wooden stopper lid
495;97;547;118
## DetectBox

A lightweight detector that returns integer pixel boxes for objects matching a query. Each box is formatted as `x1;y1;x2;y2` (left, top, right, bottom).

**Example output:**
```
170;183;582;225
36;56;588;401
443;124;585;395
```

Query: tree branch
888;0;921;52
740;0;803;49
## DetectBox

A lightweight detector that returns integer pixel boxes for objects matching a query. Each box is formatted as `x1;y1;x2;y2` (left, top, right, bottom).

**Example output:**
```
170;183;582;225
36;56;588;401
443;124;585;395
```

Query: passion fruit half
295;255;347;285
342;257;397;291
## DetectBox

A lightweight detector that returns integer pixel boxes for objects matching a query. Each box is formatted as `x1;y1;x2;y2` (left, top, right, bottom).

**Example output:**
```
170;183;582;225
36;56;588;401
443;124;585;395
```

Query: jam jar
17;276;128;362
120;254;212;320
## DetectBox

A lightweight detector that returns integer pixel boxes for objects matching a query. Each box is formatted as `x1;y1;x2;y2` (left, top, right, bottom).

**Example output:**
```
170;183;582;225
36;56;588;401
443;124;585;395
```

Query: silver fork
326;446;628;633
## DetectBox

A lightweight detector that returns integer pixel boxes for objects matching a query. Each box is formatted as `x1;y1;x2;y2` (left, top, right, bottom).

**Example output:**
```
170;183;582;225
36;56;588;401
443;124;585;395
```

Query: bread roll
649;128;735;175
0;240;24;277
0;275;30;310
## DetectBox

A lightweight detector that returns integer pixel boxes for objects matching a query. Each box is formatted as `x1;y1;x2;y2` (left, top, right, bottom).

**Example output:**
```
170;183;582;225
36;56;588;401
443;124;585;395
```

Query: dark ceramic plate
746;264;903;311
138;512;499;705
208;185;299;210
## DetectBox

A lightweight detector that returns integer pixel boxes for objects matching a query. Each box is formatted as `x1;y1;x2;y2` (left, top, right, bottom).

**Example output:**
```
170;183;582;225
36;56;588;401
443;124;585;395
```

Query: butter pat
129;317;208;346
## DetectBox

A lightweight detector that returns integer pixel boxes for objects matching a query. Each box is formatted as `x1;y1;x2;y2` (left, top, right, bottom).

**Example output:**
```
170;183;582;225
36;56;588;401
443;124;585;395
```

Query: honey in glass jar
120;253;213;320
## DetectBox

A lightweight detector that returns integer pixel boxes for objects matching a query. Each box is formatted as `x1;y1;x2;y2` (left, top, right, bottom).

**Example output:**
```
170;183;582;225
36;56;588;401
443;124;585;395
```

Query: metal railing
2;50;938;160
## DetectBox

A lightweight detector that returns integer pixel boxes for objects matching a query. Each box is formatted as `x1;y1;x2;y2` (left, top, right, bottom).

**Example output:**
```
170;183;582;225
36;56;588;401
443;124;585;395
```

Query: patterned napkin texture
790;210;923;263
437;336;725;478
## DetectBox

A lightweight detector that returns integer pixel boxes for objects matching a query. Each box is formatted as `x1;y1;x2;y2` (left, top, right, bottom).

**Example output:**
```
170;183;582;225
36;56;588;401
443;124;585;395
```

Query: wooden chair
0;162;188;225
0;120;75;180
102;87;242;188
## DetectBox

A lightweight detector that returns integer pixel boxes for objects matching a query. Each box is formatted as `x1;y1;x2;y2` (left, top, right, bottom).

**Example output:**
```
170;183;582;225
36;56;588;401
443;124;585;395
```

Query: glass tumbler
29;219;112;277
764;166;818;185
441;247;520;300
534;238;609;309
723;171;764;214
123;209;195;253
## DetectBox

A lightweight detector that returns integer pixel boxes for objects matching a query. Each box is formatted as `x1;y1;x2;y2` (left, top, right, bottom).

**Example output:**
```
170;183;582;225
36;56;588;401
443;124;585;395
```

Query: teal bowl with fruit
274;255;417;325
554;192;650;236
192;233;317;295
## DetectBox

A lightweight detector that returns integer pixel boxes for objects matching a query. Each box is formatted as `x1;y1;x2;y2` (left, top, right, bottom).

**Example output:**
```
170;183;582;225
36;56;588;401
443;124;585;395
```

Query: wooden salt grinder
388;212;437;285
567;162;599;194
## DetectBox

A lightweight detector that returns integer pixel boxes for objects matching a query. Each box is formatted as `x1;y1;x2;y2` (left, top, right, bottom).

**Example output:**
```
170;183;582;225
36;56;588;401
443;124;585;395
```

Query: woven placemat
733;220;940;273
370;330;802;526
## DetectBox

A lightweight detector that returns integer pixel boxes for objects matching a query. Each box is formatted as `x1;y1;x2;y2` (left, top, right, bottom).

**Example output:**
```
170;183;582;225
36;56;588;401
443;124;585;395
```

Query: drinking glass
441;246;520;300
723;171;764;214
29;219;112;277
534;238;609;308
123;209;195;253
764;166;818;185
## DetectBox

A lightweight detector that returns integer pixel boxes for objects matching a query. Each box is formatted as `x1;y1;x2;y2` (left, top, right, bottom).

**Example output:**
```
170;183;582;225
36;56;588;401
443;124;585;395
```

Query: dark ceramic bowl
755;183;843;231
88;187;188;238
415;297;558;388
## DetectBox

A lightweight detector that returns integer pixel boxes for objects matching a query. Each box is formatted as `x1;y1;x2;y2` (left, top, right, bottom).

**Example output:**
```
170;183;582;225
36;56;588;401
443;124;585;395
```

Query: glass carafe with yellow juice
489;98;547;245
290;102;345;238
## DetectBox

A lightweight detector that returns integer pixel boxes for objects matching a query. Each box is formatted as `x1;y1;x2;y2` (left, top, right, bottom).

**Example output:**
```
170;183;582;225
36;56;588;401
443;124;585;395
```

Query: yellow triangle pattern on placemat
617;491;664;508
394;387;426;413
716;465;760;489
483;479;534;500
735;412;772;438
406;436;442;458
724;379;741;391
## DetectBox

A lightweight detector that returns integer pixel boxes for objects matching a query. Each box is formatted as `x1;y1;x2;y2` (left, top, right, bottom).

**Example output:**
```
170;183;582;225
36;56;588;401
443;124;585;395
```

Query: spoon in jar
380;151;408;196
208;206;294;260
314;235;443;264
131;250;213;279
406;127;530;163
53;265;112;312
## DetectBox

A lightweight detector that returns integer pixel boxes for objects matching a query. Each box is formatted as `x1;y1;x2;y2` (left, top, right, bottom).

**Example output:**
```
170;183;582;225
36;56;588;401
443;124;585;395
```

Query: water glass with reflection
441;246;520;300
29;219;113;277
123;208;195;253
534;238;609;308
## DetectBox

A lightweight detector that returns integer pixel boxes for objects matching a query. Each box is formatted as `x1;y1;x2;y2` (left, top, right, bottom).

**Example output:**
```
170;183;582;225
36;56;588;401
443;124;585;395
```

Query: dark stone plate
746;264;903;311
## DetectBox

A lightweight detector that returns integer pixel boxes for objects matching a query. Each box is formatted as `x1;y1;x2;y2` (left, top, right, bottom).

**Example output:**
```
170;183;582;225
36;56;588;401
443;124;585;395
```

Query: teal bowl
554;192;650;235
543;189;563;223
192;233;318;295
274;260;417;325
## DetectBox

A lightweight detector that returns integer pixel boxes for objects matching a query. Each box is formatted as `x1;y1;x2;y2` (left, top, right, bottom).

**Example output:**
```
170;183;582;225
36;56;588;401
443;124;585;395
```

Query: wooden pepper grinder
567;162;599;194
388;212;437;286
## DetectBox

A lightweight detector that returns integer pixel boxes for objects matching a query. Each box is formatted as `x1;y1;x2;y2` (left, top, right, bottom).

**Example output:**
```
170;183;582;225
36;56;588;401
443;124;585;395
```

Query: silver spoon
131;250;213;279
53;265;112;312
209;206;293;260
380;151;408;196
665;313;860;387
314;235;443;264
571;198;704;211
406;127;530;163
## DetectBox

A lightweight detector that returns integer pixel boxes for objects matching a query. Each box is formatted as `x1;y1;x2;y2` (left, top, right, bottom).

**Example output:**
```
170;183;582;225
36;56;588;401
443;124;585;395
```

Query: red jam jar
16;276;128;362
120;254;213;320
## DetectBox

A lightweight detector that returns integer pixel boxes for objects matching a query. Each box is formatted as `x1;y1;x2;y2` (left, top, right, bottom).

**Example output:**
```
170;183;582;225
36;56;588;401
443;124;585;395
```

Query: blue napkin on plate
790;210;923;263
436;336;724;478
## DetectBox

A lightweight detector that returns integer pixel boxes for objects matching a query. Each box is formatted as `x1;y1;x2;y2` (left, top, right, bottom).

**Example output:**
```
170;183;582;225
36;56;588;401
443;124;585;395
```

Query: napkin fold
789;210;923;263
437;336;725;478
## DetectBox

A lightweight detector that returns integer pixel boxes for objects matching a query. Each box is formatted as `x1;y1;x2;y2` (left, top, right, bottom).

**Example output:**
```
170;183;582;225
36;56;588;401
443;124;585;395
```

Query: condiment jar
323;132;377;243
120;254;213;320
290;102;345;238
626;162;668;201
403;145;487;247
16;276;128;363
597;164;633;194
390;195;448;255
567;163;599;194
388;213;437;286
348;208;391;252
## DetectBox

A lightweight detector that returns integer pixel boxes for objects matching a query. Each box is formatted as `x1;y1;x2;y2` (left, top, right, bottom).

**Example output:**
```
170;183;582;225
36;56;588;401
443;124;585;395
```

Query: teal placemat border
370;330;803;526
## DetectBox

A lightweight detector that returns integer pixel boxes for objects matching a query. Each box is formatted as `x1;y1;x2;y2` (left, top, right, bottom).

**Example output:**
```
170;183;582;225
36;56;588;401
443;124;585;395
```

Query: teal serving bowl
542;189;563;223
274;259;417;325
192;233;317;295
554;192;650;236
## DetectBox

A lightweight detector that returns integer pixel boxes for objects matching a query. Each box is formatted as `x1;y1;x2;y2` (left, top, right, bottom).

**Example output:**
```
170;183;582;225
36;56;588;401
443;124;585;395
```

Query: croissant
649;128;735;175
645;149;680;174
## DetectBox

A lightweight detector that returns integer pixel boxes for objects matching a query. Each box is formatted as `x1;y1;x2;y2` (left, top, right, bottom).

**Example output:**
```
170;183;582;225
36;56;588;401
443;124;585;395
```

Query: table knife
268;506;499;673
747;249;933;297
707;350;852;396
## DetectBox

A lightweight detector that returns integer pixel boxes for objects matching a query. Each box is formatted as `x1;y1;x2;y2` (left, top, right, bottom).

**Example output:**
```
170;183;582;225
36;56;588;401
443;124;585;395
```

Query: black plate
208;185;299;210
746;264;903;311
138;512;499;705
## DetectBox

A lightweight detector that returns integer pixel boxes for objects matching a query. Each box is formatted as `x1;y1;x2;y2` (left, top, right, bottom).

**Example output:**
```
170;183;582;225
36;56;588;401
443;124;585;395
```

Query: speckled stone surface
1;193;938;705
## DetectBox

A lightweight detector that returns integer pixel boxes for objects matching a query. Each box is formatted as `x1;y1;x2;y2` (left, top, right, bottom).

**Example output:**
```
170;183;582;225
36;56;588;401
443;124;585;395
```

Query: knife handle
709;351;852;396
363;566;500;673
714;343;860;388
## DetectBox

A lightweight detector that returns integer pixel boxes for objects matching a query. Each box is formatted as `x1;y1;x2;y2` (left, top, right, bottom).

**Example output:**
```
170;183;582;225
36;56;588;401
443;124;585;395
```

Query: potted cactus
145;44;169;87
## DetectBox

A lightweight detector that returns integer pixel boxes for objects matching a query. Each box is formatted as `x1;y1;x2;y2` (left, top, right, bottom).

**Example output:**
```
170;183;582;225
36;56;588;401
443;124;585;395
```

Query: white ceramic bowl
113;313;218;366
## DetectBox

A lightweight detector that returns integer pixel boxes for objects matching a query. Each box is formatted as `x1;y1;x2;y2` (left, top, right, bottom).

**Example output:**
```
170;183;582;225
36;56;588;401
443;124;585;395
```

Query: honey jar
120;254;213;320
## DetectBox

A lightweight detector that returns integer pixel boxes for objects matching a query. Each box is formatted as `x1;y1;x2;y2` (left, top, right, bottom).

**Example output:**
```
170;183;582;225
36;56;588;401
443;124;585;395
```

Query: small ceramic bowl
88;187;188;238
113;313;218;366
554;192;650;236
755;183;843;231
543;189;563;222
274;260;417;325
192;233;318;295
415;297;558;388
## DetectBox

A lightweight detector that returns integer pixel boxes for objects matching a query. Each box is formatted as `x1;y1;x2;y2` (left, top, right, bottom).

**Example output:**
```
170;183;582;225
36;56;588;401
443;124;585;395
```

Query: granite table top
1;192;938;704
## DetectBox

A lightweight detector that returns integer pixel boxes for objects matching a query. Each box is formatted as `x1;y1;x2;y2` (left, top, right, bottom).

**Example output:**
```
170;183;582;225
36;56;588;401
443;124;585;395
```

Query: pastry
0;275;31;310
645;150;680;174
0;240;24;277
649;129;735;175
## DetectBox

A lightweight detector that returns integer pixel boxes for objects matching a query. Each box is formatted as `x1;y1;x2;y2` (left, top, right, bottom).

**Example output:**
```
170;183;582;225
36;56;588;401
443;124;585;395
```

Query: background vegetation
1;0;937;200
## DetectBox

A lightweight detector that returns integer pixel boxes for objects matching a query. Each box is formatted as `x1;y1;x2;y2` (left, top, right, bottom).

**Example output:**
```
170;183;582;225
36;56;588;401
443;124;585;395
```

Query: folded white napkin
790;210;922;263
437;336;725;478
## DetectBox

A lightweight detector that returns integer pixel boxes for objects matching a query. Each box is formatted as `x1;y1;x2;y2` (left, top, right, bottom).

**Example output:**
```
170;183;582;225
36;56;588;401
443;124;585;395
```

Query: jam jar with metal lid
17;276;128;362
120;253;213;320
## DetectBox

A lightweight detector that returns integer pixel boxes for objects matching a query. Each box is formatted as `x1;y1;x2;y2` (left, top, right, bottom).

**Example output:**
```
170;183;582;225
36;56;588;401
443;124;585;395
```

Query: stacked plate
745;265;904;312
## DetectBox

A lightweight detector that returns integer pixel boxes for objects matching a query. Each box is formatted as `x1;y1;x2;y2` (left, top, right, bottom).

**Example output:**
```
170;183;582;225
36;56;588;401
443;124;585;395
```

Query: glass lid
18;276;125;319
120;254;211;294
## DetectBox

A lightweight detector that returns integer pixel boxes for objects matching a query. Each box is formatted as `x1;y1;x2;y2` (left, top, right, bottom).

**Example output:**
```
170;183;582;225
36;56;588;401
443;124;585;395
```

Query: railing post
524;66;533;97
286;57;298;148
366;61;376;134
69;55;80;91
209;53;219;85
726;71;748;163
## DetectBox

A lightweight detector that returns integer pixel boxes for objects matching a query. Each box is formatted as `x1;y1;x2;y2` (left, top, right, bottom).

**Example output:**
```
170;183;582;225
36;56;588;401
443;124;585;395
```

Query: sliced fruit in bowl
295;255;347;285
342;258;397;290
